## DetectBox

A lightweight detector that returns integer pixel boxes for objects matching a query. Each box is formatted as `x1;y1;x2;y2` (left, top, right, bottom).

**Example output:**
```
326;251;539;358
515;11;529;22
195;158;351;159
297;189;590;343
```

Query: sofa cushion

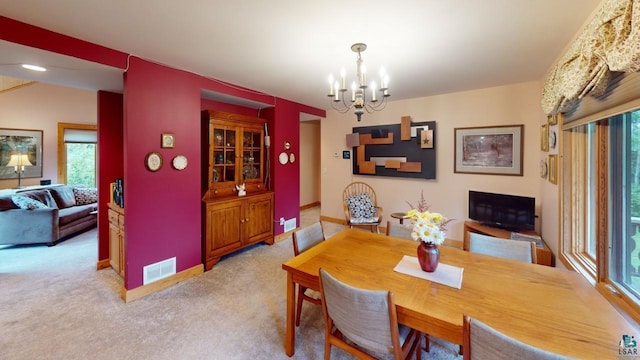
0;195;18;211
73;187;97;205
17;190;58;209
58;203;97;226
48;186;76;208
11;195;48;210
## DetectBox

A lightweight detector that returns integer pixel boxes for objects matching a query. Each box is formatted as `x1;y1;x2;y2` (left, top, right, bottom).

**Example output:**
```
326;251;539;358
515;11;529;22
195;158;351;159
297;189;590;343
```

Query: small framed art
161;133;175;148
548;154;558;184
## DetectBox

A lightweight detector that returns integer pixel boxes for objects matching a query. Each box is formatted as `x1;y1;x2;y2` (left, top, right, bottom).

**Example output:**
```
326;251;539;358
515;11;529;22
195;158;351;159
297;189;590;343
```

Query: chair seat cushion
346;193;379;223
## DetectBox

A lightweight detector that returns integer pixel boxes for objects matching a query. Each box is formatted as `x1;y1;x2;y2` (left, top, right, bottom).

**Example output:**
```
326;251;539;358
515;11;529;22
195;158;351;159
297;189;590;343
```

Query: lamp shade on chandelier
327;43;390;121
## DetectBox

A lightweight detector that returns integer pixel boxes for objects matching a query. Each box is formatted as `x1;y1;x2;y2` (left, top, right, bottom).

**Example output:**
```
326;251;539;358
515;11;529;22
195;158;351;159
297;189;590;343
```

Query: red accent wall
200;99;259;117
263;100;325;235
97;91;124;261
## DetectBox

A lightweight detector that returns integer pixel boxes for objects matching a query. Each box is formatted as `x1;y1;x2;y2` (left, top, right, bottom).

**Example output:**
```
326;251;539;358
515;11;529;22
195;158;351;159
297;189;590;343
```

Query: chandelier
327;43;390;121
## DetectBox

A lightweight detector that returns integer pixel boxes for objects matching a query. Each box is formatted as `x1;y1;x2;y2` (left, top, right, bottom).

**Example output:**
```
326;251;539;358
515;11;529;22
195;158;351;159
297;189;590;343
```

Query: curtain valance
541;0;640;115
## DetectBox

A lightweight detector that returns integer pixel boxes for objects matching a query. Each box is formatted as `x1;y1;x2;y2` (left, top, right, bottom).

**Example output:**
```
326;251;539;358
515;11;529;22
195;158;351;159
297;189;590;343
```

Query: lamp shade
6;154;33;167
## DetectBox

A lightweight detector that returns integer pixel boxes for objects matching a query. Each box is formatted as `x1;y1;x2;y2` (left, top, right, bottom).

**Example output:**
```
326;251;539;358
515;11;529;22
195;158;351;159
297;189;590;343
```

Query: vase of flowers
405;192;451;272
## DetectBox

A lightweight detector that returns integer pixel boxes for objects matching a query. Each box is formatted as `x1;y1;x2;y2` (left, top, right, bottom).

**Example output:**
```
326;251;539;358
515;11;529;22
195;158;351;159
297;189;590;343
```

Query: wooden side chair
468;232;537;263
319;268;422;360
343;182;383;233
292;222;326;326
463;315;572;360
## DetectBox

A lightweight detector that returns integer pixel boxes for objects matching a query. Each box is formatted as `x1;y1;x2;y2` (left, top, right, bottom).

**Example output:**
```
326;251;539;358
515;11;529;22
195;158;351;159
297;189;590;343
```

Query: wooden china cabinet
201;110;274;270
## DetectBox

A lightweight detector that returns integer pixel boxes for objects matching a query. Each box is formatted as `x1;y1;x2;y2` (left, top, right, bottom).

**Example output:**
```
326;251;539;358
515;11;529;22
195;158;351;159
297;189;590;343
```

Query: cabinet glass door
241;130;262;181
211;127;236;184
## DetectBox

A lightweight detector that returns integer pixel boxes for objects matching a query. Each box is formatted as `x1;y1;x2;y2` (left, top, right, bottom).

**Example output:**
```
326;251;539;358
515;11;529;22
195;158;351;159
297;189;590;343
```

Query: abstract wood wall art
350;117;436;179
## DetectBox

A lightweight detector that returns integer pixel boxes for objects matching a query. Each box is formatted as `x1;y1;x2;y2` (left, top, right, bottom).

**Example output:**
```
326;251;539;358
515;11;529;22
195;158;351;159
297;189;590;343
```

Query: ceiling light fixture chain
327;43;390;121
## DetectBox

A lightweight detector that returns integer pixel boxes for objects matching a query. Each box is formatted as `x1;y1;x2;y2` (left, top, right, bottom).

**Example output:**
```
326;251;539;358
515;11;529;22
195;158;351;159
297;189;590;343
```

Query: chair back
463;315;572;360
292;222;325;256
468;232;536;263
386;221;413;240
319;268;400;355
342;182;382;228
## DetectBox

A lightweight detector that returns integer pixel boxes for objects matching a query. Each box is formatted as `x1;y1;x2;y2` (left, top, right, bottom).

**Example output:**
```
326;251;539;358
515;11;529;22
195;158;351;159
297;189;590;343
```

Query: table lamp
6;154;33;188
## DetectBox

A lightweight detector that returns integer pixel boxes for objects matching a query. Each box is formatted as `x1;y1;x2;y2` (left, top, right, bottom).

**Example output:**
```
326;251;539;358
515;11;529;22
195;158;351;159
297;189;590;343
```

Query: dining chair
343;182;383;233
468;232;537;263
462;315;572;360
292;222;326;326
319;268;422;360
385;221;413;240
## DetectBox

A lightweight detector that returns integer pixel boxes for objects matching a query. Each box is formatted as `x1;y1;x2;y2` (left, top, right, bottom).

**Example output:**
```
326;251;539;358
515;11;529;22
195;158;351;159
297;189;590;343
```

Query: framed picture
548;114;558;126
342;150;350;159
548;154;558;184
454;125;523;176
0;128;43;180
161;133;175;148
540;124;549;152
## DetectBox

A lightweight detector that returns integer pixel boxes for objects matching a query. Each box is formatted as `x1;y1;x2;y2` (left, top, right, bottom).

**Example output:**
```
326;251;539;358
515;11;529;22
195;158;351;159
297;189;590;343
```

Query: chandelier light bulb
328;74;335;96
371;81;377;102
333;82;340;101
340;68;346;91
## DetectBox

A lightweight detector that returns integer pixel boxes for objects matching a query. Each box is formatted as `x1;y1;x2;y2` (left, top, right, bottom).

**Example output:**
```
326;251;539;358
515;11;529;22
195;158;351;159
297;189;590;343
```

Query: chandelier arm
330;100;352;114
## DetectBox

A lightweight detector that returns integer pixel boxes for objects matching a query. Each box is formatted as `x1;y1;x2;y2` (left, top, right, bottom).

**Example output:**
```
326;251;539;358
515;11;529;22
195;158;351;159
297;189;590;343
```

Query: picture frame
161;133;175;148
454;125;523;176
0;128;43;180
547;114;558;126
548;154;558;184
540;124;549;152
342;150;350;159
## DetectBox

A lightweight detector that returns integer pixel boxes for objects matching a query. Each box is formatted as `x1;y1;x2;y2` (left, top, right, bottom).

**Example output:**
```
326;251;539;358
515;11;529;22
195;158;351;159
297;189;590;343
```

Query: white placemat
393;255;464;289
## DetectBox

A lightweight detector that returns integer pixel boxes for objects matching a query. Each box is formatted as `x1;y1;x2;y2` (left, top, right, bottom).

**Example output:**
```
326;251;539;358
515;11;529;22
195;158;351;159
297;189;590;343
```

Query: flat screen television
468;190;535;231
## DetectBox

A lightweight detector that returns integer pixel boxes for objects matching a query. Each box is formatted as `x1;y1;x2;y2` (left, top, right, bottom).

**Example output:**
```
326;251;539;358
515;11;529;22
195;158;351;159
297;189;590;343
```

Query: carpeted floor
0;214;462;360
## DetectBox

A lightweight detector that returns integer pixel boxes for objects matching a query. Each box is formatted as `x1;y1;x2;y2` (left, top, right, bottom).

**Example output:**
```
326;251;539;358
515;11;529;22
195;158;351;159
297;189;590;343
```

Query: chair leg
424;334;430;352
295;285;305;327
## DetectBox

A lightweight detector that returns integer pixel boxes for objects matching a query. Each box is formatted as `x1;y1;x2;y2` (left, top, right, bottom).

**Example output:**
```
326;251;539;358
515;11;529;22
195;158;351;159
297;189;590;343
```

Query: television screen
468;190;535;231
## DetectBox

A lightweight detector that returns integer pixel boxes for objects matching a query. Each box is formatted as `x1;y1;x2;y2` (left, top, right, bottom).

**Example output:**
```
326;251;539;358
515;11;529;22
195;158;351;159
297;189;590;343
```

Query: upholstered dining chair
462;315;572;360
343;182;383;233
318;268;422;360
468;232;537;263
292;222;326;327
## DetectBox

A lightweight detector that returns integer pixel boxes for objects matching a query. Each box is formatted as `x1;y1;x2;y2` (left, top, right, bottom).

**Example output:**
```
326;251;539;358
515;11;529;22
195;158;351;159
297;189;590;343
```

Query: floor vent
284;218;297;233
143;257;176;285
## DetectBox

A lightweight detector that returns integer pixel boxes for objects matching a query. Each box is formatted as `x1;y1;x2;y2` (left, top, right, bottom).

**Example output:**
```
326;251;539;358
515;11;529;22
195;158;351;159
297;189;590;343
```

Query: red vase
417;242;439;272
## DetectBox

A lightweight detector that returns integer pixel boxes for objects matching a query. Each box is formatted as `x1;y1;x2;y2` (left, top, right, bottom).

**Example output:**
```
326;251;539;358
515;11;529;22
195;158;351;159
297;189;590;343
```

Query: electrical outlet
279;217;285;226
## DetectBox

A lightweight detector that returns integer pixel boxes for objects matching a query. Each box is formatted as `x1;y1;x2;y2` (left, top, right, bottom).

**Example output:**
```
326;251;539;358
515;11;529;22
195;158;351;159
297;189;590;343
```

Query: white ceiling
0;1;602;110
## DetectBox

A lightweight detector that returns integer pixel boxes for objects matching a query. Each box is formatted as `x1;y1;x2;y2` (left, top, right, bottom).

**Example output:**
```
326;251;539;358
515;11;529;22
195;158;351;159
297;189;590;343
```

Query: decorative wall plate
289;153;295;164
279;152;288;165
172;155;188;170
145;152;163;172
549;130;557;149
540;159;548;178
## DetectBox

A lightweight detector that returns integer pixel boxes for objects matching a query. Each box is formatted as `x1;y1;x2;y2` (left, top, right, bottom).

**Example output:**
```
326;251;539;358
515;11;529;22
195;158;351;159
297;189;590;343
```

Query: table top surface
282;228;636;359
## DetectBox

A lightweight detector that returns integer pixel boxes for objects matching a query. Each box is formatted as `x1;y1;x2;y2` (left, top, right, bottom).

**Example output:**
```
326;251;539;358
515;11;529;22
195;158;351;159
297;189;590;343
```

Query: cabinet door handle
240;219;245;223
246;218;250;222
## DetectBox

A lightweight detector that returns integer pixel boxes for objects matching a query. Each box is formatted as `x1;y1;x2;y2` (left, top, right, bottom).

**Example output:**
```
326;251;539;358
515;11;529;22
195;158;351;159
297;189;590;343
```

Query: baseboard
96;258;111;270
121;264;204;303
300;201;320;211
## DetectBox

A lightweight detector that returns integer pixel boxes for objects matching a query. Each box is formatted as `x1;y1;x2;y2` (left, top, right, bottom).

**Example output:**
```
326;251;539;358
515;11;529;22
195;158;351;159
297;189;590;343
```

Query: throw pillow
11;195;48;210
345;193;378;223
73;187;98;205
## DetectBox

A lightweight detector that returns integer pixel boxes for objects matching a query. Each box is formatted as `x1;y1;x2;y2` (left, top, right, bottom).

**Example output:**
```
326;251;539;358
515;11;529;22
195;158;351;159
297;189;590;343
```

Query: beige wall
300;120;320;207
0;82;97;189
321;81;547;242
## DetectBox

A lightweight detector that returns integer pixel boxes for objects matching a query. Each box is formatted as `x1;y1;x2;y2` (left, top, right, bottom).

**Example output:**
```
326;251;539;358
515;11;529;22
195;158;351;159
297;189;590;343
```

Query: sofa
0;185;98;246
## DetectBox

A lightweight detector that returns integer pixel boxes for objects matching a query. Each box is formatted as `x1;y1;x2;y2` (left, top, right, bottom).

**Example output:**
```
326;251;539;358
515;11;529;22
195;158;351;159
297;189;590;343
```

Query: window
57;123;97;186
562;107;640;318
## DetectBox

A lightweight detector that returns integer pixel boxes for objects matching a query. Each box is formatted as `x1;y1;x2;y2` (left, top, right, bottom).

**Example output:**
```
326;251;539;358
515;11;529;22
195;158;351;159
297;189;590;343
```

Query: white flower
405;209;448;245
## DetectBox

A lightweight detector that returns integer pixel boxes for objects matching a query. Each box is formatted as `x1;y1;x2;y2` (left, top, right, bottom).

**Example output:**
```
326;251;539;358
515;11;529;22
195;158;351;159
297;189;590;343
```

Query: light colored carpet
0;225;462;359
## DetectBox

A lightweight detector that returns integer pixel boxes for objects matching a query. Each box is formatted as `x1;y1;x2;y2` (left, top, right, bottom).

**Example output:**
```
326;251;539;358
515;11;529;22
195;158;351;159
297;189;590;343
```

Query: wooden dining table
281;228;637;359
